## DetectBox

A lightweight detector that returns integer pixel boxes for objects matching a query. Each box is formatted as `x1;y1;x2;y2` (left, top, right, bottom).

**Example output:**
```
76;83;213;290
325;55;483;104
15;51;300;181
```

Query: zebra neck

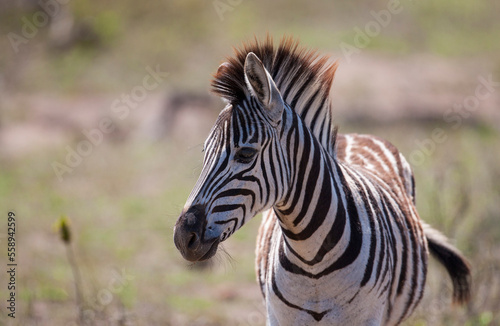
273;117;359;270
274;161;363;275
283;93;335;154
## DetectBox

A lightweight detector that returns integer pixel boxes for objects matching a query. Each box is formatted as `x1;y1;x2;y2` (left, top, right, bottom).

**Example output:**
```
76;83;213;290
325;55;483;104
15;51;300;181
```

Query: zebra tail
423;223;472;305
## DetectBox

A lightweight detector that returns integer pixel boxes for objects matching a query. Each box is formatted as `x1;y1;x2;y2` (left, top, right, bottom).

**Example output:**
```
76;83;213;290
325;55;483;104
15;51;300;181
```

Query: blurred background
0;0;499;325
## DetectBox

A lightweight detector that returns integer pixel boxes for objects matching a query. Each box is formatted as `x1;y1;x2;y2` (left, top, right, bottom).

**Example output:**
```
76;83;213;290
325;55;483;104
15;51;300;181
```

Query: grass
0;1;499;324
0;120;499;325
1;0;499;94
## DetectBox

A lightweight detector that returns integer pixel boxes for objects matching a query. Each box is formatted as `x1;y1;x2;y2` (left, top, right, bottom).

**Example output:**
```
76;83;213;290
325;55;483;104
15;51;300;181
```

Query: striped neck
274;110;362;272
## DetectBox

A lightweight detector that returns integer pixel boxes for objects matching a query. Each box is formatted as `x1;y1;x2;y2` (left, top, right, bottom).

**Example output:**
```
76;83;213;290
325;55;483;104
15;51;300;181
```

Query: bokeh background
1;0;499;325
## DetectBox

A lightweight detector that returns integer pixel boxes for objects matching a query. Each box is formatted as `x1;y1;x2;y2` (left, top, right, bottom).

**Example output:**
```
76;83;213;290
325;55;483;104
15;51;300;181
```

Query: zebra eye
235;147;257;163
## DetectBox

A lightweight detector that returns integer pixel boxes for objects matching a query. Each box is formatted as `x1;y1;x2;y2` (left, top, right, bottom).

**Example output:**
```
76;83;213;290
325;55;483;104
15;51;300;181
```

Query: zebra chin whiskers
186;257;220;272
184;245;234;272
211;243;236;272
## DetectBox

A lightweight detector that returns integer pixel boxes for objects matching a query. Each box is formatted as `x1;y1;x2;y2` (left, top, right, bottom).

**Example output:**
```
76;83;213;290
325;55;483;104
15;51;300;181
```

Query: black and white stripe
174;37;471;325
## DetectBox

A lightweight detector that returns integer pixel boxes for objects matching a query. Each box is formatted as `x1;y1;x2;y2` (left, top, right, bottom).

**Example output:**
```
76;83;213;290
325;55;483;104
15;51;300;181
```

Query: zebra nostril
187;232;199;249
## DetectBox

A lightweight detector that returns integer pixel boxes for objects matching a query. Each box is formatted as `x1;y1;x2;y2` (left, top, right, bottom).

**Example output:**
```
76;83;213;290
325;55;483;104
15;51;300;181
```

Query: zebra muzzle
174;205;220;262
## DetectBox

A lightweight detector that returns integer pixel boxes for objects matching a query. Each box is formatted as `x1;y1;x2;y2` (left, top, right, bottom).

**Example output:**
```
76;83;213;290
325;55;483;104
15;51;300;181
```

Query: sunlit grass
0;122;498;324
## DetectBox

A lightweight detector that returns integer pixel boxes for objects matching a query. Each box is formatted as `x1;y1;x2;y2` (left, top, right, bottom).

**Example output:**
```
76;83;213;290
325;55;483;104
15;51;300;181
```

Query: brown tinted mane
211;36;337;105
211;36;339;154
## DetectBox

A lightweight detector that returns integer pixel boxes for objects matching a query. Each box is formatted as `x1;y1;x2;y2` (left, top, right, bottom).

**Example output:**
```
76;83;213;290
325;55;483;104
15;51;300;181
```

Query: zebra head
174;53;290;261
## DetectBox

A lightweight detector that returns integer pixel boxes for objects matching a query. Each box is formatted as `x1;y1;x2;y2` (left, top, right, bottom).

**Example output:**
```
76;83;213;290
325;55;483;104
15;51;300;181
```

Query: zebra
173;37;471;325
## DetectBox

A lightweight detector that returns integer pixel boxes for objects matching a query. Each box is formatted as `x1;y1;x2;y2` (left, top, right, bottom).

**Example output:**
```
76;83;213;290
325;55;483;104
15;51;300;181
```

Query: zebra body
173;37;471;325
257;133;426;325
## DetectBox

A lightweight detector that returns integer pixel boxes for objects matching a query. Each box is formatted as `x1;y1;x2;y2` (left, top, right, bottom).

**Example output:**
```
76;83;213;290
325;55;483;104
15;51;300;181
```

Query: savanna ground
1;0;500;325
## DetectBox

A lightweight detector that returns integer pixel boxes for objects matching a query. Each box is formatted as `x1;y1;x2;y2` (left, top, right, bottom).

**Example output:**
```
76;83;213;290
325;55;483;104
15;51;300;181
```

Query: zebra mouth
174;235;220;262
174;204;222;262
199;239;220;261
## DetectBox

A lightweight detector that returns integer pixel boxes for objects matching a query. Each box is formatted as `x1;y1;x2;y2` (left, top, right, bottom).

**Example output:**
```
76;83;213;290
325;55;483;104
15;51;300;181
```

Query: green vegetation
0;0;499;324
0;123;499;324
1;0;499;93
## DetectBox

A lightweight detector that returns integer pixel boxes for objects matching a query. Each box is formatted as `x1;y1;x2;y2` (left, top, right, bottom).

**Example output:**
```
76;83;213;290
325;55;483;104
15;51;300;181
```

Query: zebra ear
244;52;284;125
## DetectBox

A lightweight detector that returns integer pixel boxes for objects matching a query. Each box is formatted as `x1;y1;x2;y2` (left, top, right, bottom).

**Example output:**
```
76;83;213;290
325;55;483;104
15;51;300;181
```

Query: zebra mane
211;36;339;153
